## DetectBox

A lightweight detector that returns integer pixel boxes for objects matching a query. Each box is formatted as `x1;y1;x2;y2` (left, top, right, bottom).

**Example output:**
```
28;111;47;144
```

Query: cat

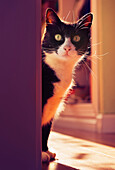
42;8;93;162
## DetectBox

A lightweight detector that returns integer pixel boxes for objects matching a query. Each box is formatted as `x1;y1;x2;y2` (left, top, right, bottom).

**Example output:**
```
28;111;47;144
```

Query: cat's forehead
60;23;79;37
62;22;76;30
48;22;78;37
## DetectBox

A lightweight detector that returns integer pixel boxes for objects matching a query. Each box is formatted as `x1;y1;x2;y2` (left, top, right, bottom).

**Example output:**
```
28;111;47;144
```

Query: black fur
42;120;52;151
42;52;60;151
42;52;60;113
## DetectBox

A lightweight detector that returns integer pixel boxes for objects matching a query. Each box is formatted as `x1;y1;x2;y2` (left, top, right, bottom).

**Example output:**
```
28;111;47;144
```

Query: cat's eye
73;35;80;42
55;34;62;41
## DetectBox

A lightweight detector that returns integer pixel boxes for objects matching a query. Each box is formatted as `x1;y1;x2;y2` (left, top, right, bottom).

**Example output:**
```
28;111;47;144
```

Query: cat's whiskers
79;46;109;80
90;51;109;60
63;16;65;21
87;41;109;60
65;11;71;21
91;51;102;60
75;49;97;80
75;16;80;29
88;56;97;64
72;11;76;27
85;62;90;82
83;60;97;80
94;51;109;57
92;41;102;46
80;62;89;82
88;42;102;49
42;47;57;53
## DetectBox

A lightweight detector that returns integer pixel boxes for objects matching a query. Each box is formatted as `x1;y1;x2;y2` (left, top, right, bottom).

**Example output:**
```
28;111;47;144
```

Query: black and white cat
42;8;93;162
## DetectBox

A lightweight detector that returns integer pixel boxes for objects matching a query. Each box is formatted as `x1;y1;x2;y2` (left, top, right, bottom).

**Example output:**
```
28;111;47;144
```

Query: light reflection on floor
45;131;115;170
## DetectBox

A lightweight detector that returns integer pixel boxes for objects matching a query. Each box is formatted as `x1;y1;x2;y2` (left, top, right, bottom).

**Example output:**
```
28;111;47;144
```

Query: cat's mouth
61;52;77;58
62;53;70;57
61;51;72;57
62;54;71;59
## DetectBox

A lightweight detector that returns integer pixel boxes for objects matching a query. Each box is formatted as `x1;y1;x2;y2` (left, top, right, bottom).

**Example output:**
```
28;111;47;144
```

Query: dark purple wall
0;0;41;169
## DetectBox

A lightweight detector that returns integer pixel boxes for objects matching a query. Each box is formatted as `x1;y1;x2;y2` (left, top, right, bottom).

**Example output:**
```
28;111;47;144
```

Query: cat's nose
64;45;71;52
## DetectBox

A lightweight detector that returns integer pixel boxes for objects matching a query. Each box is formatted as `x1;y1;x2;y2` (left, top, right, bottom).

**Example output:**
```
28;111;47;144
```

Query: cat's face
42;9;93;62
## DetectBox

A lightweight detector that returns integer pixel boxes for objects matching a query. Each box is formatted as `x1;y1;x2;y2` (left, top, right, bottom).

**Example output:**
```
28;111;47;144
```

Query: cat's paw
42;151;56;162
46;150;56;160
42;151;50;162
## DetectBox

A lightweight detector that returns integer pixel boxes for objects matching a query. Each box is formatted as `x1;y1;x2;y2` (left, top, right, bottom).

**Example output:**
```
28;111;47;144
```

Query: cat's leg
42;120;56;162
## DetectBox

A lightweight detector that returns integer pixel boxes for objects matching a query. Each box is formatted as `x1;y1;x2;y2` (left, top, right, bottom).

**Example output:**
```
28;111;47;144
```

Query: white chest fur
42;52;79;125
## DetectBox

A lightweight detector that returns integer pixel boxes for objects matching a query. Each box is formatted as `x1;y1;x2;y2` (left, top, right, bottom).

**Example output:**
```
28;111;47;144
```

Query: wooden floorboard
42;130;115;170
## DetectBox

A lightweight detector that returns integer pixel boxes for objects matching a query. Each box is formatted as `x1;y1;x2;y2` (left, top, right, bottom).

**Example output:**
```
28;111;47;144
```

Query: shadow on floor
42;162;79;170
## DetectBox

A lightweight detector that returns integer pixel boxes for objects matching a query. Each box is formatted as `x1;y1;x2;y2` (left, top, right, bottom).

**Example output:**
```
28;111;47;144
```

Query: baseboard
60;103;96;118
53;114;115;133
53;116;97;132
97;114;115;133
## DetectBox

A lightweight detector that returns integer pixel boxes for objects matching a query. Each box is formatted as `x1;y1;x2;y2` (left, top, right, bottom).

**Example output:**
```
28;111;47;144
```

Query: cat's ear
78;13;93;29
46;8;61;25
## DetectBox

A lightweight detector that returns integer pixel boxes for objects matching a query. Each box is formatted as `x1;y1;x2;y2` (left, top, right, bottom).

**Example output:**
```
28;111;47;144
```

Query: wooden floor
42;129;115;170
